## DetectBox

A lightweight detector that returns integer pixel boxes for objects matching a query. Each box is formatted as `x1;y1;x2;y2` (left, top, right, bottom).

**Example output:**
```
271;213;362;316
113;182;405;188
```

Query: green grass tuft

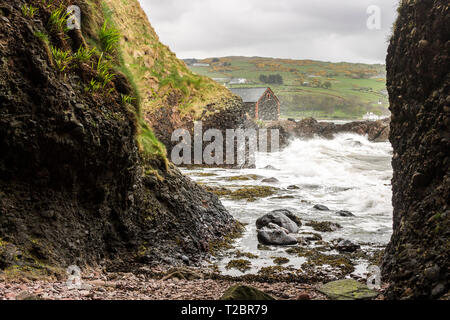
137;120;166;158
41;0;56;9
93;53;115;87
121;94;136;105
73;46;96;63
86;78;102;92
34;31;49;43
48;6;70;33
21;4;38;18
99;19;121;55
50;46;72;72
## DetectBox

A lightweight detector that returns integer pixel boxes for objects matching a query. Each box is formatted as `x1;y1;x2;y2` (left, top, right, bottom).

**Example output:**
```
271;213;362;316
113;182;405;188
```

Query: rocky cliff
97;0;247;154
382;0;449;299
0;0;238;279
266;118;390;147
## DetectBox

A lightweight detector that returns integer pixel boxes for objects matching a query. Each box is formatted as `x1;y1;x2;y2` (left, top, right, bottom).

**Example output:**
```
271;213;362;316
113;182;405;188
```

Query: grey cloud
139;0;399;64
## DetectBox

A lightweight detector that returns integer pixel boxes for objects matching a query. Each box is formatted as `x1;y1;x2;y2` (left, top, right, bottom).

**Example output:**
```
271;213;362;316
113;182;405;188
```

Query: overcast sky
139;0;399;64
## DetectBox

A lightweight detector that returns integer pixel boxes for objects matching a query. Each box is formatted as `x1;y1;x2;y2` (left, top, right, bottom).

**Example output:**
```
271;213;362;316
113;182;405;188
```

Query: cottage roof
230;87;270;103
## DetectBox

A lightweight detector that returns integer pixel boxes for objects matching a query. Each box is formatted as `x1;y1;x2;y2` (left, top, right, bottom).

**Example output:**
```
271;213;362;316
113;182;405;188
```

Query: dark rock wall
382;0;449;299
148;95;249;161
0;1;236;276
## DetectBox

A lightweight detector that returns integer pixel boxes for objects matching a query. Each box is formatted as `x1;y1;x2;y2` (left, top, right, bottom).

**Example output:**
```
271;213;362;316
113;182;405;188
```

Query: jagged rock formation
382;0;449;299
0;0;238;279
266;117;390;147
98;0;248;155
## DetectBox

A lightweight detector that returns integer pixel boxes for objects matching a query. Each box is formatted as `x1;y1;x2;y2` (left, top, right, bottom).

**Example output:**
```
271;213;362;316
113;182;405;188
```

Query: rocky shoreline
265;117;390;148
0;265;389;300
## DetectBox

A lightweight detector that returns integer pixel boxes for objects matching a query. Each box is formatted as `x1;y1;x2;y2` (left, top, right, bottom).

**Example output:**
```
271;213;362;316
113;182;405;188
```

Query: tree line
259;74;284;85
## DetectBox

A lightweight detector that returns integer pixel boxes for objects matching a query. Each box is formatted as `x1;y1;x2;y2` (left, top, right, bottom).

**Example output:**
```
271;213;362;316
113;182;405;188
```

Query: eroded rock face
0;1;237;275
266;117;390;147
382;0;449;299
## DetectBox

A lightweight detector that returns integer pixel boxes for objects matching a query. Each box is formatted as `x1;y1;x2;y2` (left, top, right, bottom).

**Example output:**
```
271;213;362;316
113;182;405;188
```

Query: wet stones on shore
226;260;252;273
336;210;355;217
306;221;342;232
262;177;279;183
270;195;295;200
286;247;355;276
198;172;368;283
319;279;378;300
256;210;300;233
205;185;278;202
224;175;263;182
263;165;279;171
272;209;302;227
272;257;290;265
313;204;330;211
232;250;258;259
334;240;361;253
161;268;202;281
257;228;298;246
256;210;301;246
188;172;218;177
299;232;323;242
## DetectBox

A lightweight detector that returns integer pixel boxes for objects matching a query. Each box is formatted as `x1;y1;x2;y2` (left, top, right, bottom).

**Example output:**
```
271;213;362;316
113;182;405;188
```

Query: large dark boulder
256;210;300;233
257;228;298;246
382;0;449;299
336;210;355;217
314;204;330;211
335;240;361;253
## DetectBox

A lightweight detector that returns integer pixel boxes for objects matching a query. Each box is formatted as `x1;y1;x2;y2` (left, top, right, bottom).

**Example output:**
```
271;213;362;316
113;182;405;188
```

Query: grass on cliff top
81;0;166;160
30;0;166;160
100;0;232;119
137;120;166;157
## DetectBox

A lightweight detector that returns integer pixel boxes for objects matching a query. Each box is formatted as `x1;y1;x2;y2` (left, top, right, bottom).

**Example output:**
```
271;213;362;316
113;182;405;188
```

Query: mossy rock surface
224;175;263;181
306;221;342;232
207;186;277;201
226;259;252;273
220;285;275;301
319;279;378;300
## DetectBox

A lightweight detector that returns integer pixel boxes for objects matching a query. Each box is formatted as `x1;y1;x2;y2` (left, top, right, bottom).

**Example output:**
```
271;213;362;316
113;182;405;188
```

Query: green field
186;57;389;120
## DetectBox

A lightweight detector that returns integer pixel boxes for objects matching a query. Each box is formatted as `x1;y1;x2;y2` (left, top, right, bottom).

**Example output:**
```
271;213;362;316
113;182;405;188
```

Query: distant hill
185;56;389;120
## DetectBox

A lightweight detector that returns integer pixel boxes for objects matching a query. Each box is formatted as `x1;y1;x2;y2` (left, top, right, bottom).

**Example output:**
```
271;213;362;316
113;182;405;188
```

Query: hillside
82;0;237;152
187;56;389;120
99;0;232;116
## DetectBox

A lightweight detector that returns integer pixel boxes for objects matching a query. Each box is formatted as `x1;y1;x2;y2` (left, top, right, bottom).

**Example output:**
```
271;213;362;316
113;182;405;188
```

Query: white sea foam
183;133;393;275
